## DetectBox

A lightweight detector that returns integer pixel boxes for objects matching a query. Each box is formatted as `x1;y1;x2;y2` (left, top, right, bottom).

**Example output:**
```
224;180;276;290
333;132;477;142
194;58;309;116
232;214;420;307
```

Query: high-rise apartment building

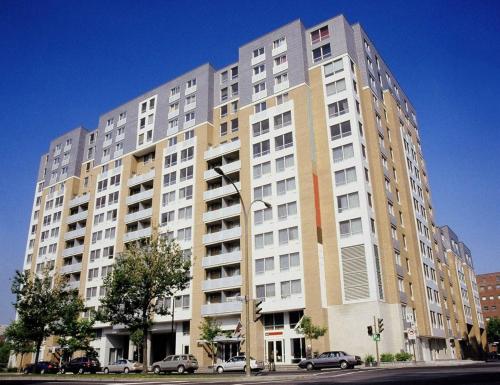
478;272;500;321
19;14;486;366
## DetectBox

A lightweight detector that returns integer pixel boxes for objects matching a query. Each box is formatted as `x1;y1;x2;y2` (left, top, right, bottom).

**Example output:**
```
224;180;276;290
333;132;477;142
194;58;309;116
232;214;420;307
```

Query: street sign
407;327;417;340
372;334;381;342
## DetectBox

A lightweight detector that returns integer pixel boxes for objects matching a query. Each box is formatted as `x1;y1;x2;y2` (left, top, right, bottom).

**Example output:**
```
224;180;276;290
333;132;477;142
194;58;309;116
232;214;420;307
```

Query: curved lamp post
213;166;271;376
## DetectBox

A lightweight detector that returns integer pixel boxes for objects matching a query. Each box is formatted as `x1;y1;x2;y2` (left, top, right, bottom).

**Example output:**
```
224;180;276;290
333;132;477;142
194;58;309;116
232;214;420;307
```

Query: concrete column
128;338;135;360
147;333;152;367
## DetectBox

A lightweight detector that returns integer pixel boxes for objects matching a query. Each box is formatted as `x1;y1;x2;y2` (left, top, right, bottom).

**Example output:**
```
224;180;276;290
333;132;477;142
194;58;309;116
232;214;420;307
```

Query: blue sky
0;0;498;324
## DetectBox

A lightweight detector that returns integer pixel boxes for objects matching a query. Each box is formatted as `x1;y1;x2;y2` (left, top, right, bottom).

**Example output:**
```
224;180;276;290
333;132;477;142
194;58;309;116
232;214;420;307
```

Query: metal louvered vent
341;244;370;301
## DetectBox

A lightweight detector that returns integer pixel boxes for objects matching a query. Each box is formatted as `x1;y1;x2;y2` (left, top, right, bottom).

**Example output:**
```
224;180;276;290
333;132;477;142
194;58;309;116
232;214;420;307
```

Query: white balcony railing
128;169;155;187
63;244;85;257
124;227;152;242
126;189;154;205
204;160;241;180
125;207;153;223
204;139;241;161
66;210;88;224
203;227;241;245
201;301;242;316
203;182;241;201
60;262;82;275
203;204;241;223
69;194;89;208
202;251;242;268
64;227;86;240
203;275;242;291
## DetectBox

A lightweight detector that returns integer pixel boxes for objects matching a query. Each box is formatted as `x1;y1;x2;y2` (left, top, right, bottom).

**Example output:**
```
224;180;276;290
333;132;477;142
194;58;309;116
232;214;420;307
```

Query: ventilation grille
342;244;370;301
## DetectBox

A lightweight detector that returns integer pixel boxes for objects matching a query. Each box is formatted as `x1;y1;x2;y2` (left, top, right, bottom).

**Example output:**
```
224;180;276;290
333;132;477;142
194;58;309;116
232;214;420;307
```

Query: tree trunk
34;339;42;367
18;353;23;373
142;328;148;374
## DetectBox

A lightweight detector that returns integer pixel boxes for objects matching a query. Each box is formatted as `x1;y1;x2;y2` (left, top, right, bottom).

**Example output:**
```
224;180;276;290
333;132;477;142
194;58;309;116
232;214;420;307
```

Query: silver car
216;355;264;373
103;359;143;374
298;351;361;370
151;354;199;374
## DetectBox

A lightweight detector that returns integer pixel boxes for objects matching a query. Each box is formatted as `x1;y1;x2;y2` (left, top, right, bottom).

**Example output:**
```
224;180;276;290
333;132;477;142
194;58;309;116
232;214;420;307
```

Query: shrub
364;354;375;363
380;353;395;362
395;352;413;361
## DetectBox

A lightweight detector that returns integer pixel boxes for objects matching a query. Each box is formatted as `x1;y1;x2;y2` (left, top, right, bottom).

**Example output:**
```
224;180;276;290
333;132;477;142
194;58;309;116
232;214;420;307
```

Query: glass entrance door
266;340;284;363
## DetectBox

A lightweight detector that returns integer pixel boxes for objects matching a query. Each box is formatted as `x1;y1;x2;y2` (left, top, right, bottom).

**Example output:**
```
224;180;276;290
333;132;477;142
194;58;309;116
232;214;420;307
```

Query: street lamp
213;166;271;376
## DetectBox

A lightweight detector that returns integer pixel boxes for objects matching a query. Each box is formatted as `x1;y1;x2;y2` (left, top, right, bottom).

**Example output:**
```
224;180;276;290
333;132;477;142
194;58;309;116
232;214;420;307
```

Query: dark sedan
60;357;101;374
298;351;361;370
23;361;59;374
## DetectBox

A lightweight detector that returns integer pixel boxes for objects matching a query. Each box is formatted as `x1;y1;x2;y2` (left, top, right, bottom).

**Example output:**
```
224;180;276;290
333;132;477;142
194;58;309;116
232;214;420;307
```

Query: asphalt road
1;362;499;385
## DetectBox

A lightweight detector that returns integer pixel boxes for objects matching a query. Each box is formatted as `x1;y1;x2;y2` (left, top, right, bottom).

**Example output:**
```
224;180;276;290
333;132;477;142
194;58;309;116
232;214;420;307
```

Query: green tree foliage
11;269;83;368
129;329;144;362
198;317;227;368
486;317;500;343
296;316;327;358
98;235;191;373
4;320;35;371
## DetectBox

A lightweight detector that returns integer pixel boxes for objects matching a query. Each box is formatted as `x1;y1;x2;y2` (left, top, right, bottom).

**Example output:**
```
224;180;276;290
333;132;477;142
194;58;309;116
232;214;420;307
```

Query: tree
11;269;82;368
198;317;226;368
129;329;144;362
4;320;35;371
486;317;500;344
56;318;96;362
98;235;191;373
296;315;328;358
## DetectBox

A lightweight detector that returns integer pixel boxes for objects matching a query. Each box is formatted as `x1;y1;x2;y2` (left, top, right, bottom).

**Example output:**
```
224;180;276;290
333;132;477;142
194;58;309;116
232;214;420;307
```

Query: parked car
60;357;101;374
103;359;143;374
298;351;361;370
23;361;59;374
215;355;264;373
151;354;198;374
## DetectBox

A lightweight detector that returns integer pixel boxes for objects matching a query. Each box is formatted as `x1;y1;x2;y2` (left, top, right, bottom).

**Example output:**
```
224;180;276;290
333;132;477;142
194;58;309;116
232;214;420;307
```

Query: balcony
66;210;88;224
69;194;90;208
251;71;266;84
124;227;152;242
63;245;84;257
202;251;242;268
127;169;155;187
203;275;242;291
201;301;242;316
271;42;287;57
204;160;241;180
64;227;86;241
203;204;241;223
125;207;153;223
185;84;197;95
66;281;80;290
126;189;154;205
203;227;241;245
204;182;241;201
272;62;288;75
204;139;241;161
60;262;82;275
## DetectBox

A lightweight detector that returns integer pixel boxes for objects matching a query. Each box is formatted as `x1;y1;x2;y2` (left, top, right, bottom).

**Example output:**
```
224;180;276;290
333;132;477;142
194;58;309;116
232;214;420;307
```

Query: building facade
478;272;500;321
18;14;486;367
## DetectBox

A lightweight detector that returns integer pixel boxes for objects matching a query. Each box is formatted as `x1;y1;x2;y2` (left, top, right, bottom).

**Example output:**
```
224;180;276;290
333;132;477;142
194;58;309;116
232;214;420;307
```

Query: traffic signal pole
373;316;380;365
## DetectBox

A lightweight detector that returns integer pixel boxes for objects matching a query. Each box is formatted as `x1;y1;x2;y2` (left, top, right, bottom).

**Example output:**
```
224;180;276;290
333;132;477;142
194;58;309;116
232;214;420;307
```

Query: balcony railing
60;262;82;275
124;227;152;242
127;169;155;187
202;251;242;268
63;244;84;257
126;189;154;205
203;204;241;223
66;210;88;224
69;194;90;208
125;207;153;223
201;301;242;316
204;139;241;161
203;182;241;201
204;160;241;181
64;227;86;241
203;227;241;245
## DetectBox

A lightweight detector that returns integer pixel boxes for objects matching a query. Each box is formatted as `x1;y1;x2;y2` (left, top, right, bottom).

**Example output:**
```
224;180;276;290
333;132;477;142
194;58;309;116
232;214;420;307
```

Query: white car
103;359;143;374
216;355;264;373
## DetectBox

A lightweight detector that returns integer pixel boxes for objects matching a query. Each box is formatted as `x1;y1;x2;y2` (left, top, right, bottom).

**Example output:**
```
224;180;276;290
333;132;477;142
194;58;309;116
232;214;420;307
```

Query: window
274;111;292;129
339;218;362;237
181;147;194;162
256;283;275;298
273;36;286;49
165;153;178;167
184;130;194;140
329;121;352;141
179;166;193;182
277;201;297;220
186;78;196;88
326;79;346;96
179;185;193;200
108;191;119;204
274;55;287;66
253;47;264;57
162;191;176;206
177;227;192;241
274;72;288;85
231;118;239;132
231;66;238;79
231;83;239;96
104;227;116;239
168;119;178;130
281;279;301;298
312;43;331;62
90;249;101;262
253;64;265;76
332;143;354;163
255;232;273;249
275;132;293;150
279;226;299;245
276;177;296;195
253;161;271;179
253;140;270;158
276;154;294;172
337;192;359;213
276;92;289;105
335;167;356;186
311;25;329;44
185;112;195;123
252;119;270;137
178;206;193;220
220;122;227;136
162;210;175;225
253;82;266;94
254;184;272;200
324;59;343;77
255;257;274;274
328;99;349;117
220;104;228;117
170;86;180;97
279;252;300;271
163;171;176;186
221;87;228;101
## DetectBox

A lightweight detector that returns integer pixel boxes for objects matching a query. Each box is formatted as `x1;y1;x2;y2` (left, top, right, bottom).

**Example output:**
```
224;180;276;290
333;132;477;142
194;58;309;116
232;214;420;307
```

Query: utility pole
373;316;380;365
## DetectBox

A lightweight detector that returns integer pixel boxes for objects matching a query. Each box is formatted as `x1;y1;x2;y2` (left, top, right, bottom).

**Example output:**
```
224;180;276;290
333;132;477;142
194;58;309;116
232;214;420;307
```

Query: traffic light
253;299;263;322
367;325;373;336
378;318;384;334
